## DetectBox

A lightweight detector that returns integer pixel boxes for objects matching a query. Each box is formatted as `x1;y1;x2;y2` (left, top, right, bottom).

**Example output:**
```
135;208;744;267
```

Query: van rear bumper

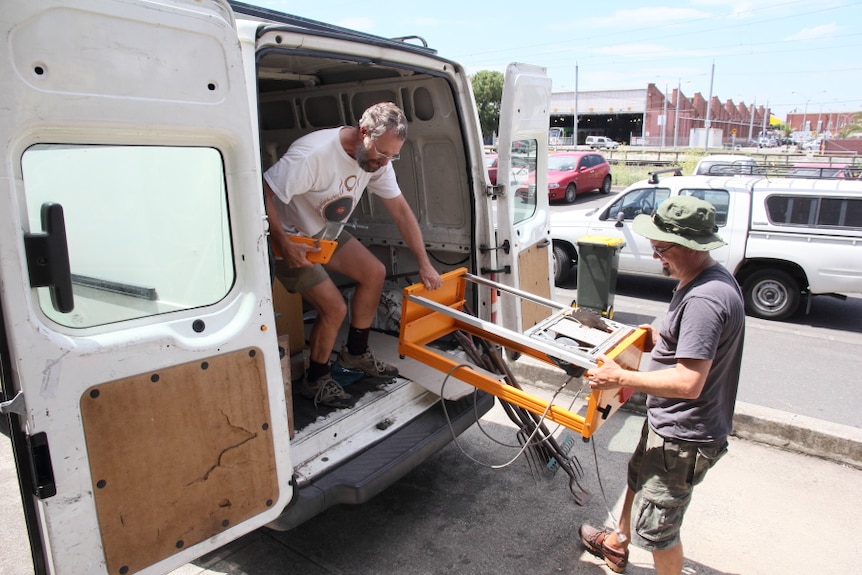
265;391;494;531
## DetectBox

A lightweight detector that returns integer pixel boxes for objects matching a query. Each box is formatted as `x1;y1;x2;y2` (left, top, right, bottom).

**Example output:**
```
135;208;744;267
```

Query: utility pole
673;78;681;149
573;64;579;147
661;83;668;148
704;61;714;150
748;97;756;141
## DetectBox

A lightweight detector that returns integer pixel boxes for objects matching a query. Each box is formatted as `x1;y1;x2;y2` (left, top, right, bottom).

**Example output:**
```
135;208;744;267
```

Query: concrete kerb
507;353;862;470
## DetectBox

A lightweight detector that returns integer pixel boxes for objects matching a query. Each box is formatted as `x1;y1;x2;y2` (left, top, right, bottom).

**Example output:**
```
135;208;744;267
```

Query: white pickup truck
551;170;862;320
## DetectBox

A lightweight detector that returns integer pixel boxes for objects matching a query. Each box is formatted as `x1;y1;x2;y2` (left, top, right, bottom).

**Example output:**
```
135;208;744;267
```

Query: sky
245;0;862;120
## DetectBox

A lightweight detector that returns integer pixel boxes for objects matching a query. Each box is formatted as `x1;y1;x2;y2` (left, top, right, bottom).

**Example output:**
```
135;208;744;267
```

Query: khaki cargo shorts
626;420;727;551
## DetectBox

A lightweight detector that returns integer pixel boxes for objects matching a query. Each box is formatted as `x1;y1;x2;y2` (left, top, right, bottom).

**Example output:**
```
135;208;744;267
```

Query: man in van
263;102;442;408
578;196;745;574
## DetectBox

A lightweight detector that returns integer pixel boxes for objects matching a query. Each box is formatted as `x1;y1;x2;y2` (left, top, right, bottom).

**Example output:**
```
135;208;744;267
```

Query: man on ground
579;196;746;574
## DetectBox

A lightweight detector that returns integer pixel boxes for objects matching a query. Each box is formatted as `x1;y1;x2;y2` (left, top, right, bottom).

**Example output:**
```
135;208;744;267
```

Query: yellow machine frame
398;268;646;438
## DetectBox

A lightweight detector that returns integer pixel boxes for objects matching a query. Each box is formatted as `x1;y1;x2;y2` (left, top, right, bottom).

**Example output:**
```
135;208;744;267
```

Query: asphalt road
4;392;859;575
550;190;862;430
3;189;859;574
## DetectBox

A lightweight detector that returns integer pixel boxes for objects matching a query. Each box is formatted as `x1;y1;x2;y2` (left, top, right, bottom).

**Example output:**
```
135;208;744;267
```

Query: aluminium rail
398;268;646;438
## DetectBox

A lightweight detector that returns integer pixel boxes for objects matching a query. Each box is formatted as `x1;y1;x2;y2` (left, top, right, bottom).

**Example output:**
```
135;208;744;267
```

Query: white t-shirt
263;127;402;237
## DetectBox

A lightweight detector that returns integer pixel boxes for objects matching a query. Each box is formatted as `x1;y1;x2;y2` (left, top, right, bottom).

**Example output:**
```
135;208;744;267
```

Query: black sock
347;326;370;356
307;360;330;382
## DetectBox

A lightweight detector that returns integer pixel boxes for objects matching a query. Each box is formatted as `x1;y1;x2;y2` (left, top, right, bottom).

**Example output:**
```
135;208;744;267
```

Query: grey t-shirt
646;263;746;442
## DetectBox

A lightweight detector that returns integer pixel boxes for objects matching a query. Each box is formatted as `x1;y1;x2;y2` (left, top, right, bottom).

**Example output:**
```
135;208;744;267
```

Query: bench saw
398;268;647;439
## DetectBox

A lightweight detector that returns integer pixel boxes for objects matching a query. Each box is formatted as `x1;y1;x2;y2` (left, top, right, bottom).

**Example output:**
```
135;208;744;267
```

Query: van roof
634;173;862;195
230;1;437;55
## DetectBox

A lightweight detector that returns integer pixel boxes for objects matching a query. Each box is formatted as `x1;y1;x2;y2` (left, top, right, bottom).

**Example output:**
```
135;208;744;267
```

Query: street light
792;90;826;133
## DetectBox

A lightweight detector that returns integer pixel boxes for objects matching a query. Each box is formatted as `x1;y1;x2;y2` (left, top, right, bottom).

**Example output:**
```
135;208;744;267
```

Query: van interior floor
291;369;398;431
288;318;465;435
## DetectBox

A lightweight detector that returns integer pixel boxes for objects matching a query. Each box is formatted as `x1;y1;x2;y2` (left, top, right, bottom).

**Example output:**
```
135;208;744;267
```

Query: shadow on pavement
186;412;738;575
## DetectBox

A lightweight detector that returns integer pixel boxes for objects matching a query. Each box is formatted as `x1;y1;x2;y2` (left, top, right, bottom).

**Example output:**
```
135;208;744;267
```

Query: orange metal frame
398;268;646;438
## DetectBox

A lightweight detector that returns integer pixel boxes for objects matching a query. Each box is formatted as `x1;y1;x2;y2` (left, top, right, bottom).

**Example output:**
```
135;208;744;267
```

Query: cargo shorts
626;420;728;552
272;229;354;294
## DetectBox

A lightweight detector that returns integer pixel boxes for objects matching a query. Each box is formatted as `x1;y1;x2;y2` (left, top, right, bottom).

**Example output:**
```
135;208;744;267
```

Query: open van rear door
494;64;553;333
0;2;292;574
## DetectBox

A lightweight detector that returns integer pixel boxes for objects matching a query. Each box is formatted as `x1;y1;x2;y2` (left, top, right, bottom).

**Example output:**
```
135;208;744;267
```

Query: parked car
487;152;535;188
585;135;619;150
693;154;758;176
802;138;823;151
790;162;861;180
517;151;612;204
550;172;862;320
485;153;498;185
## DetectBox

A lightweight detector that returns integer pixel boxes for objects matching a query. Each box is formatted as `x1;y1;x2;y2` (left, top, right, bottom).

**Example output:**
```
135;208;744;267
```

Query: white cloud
577;7;711;28
594;43;672;56
591;42;733;60
785;23;840;42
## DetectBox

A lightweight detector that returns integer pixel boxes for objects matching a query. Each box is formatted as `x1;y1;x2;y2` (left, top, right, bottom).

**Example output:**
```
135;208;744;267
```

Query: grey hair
359;102;407;140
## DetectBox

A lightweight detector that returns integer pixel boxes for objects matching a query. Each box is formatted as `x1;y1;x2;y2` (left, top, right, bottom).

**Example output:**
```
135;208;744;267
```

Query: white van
585;136;620;150
0;2;553;573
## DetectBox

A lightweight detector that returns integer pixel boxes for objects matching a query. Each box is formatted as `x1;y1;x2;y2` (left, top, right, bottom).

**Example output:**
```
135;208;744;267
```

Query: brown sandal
579;524;629;573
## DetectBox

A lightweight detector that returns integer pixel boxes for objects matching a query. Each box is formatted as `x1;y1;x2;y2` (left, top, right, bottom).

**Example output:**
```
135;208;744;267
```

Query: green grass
610;155;700;187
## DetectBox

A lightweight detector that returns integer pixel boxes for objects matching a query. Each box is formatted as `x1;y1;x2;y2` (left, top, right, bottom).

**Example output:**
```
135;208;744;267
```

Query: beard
355;143;382;173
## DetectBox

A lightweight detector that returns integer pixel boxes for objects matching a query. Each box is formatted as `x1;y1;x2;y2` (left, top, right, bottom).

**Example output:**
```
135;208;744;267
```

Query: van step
266;391;494;531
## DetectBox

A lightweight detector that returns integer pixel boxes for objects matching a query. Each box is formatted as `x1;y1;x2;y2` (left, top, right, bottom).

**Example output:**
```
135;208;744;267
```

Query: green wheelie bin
575;235;625;318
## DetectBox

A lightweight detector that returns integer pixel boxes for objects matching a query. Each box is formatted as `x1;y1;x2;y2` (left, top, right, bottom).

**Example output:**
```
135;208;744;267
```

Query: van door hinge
480;265;511;275
0;390;25;416
479;240;511;255
487;184;505;197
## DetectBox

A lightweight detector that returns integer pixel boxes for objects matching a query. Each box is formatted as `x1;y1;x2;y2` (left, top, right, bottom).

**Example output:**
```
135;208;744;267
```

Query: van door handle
27;432;57;499
24;203;74;313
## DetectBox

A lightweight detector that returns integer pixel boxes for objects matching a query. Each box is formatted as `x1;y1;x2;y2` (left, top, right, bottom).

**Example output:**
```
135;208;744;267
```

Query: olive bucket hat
632;196;726;251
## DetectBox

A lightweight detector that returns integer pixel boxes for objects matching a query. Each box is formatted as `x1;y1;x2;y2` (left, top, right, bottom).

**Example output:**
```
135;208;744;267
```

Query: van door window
512;138;538;224
21;144;234;328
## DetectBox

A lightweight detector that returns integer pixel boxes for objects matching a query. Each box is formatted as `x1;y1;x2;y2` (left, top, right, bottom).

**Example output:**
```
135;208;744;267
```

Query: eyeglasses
370;139;400;162
652;244;677;258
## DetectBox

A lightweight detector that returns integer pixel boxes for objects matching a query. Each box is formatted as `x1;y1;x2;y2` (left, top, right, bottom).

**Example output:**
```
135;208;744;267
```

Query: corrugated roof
550;89;647;114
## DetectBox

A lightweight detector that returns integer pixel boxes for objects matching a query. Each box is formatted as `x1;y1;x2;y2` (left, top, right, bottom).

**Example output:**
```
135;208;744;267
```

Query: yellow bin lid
577;235;626;247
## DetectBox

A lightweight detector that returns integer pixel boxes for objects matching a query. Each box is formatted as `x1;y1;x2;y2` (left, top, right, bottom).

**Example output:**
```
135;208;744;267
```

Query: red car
548;152;611;204
547;151;612;203
485;153;498;185
791;162;861;180
519;152;612;203
487;152;536;187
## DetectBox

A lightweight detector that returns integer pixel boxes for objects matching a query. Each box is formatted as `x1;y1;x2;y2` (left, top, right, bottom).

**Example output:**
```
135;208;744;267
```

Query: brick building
550;83;770;147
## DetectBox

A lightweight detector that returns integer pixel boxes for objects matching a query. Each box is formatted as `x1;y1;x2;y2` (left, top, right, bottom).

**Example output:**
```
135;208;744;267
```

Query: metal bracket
0;390;25;416
487;183;506;197
479;239;511;255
